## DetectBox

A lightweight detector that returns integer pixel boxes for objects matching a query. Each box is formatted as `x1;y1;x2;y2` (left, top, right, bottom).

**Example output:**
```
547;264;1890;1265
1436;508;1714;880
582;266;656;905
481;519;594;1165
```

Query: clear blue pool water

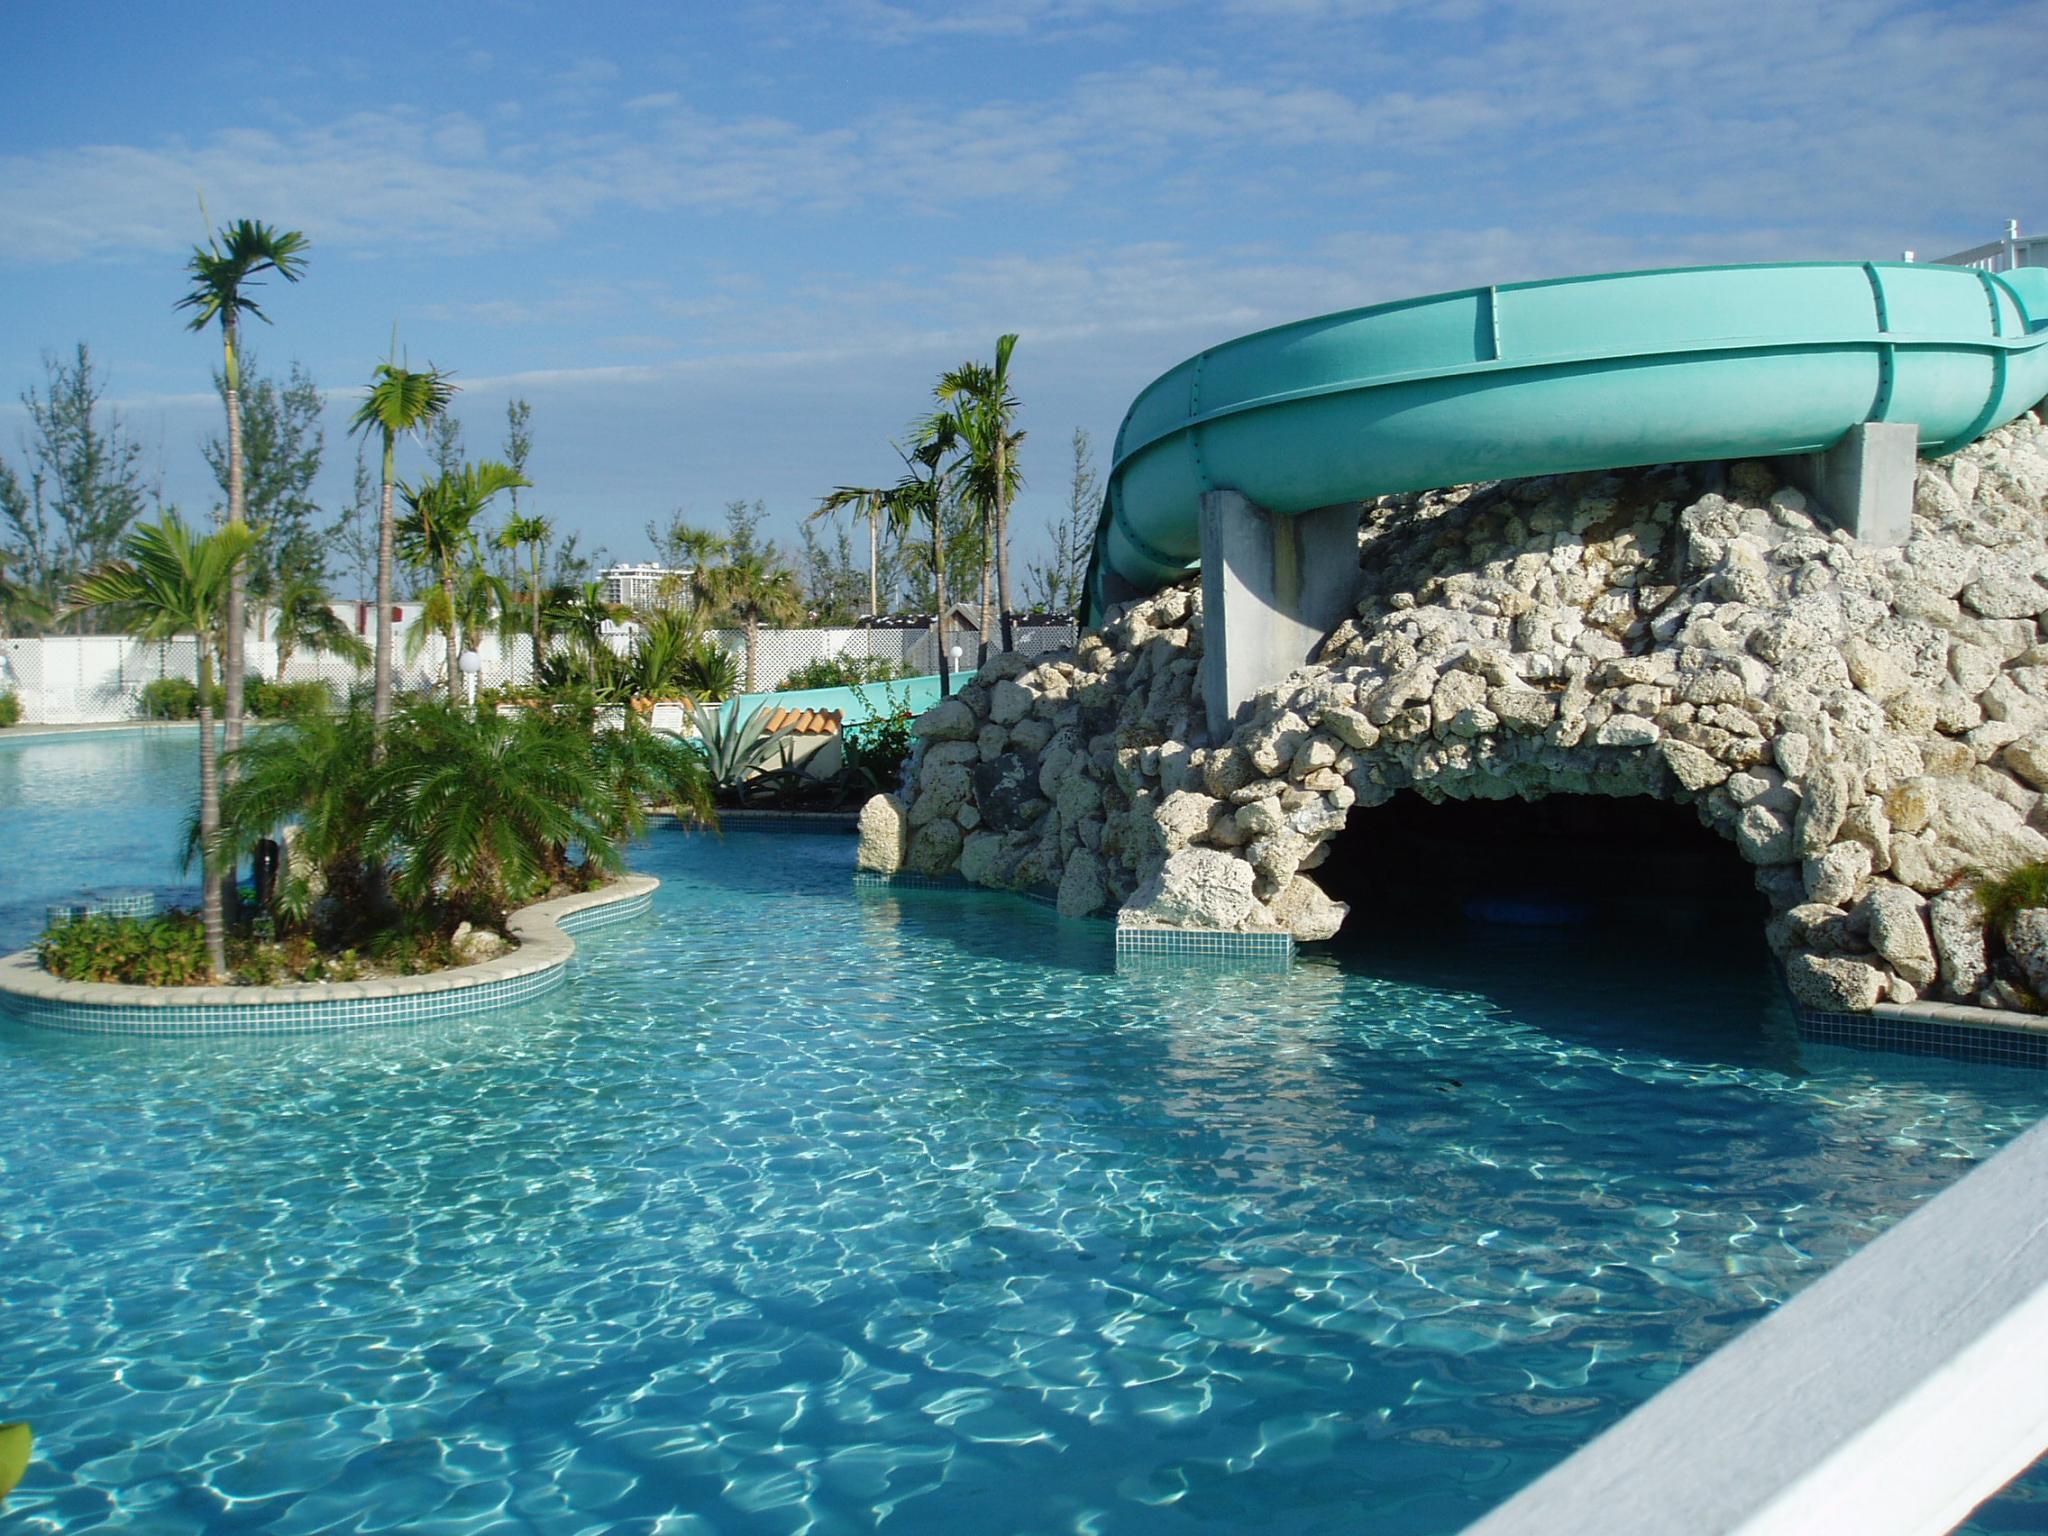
4;729;2048;1533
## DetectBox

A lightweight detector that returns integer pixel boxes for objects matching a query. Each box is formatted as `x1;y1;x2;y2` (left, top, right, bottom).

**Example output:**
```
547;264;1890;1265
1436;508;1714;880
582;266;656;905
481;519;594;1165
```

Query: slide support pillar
1778;422;1918;547
1200;489;1360;738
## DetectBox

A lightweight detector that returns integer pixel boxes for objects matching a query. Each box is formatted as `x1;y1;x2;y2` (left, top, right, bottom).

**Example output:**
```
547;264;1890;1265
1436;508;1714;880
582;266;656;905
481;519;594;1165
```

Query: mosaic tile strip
1114;925;1297;959
851;869;1063;910
0;877;658;1037
1783;971;2048;1071
715;811;861;833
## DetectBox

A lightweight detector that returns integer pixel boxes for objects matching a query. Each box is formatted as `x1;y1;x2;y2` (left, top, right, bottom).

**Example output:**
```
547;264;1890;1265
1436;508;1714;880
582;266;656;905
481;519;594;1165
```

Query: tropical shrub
216;706;385;931
683;701;800;799
245;679;335;718
841;680;917;786
140;677;224;720
777;655;901;690
0;691;20;727
40;912;213;986
671;635;740;702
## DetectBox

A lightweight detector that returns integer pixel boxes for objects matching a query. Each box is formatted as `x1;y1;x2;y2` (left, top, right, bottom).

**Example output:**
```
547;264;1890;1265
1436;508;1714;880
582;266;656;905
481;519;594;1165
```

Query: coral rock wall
859;409;2048;1014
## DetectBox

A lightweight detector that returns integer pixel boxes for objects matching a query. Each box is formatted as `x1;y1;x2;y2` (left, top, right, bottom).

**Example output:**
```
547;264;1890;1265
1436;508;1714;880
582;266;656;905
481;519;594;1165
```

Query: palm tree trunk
196;639;227;979
222;320;247;767
932;517;951;693
867;511;879;619
373;456;396;729
996;442;1015;654
529;544;542;687
443;559;461;699
745;613;758;693
977;505;993;666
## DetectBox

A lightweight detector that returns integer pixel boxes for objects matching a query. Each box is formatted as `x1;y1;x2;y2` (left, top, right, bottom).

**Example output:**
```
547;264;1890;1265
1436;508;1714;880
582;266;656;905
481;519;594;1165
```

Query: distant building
1909;219;2046;273
601;563;692;610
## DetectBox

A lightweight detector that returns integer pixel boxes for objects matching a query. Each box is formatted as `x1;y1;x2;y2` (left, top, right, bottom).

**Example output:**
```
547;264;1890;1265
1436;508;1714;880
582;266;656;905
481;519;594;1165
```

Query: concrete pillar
1779;422;1919;547
1200;489;1361;738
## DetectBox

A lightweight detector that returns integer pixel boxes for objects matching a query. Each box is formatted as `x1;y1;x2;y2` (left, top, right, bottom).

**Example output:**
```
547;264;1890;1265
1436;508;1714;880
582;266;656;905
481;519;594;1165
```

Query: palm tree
700;548;804;693
813;486;891;619
271;570;371;680
654;523;728;619
398;462;528;700
349;361;457;728
69;515;256;977
216;706;383;933
403;564;512;678
496;513;551;682
937;334;1023;653
177;218;311;770
900;415;961;691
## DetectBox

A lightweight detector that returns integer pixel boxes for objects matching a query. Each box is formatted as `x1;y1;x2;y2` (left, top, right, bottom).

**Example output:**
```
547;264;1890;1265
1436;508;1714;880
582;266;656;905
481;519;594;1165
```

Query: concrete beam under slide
1778;421;1919;547
1199;489;1362;738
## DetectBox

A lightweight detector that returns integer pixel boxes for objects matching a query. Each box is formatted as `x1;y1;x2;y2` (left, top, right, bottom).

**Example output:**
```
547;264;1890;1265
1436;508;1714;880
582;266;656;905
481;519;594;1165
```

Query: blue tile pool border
0;876;658;1036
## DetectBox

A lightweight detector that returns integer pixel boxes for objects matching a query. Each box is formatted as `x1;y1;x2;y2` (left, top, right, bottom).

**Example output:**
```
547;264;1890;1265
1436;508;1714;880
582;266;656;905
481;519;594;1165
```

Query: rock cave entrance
1314;790;1769;957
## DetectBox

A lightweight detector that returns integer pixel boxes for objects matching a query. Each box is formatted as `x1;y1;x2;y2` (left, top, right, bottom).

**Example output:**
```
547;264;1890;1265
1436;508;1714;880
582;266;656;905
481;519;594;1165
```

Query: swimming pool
3;730;2046;1532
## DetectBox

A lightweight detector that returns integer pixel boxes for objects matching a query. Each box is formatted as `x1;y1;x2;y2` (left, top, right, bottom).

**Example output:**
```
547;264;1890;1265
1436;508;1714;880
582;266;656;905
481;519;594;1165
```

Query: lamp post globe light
459;649;483;713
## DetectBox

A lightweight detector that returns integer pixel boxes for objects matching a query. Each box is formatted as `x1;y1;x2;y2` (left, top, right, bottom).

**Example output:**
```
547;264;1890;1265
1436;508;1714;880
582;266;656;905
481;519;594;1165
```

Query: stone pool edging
0;875;659;1035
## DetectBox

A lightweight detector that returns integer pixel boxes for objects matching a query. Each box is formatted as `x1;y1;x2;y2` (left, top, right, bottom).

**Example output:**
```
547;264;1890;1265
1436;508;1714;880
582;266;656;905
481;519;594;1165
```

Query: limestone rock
912;697;978;742
1121;848;1259;931
1057;849;1109;918
957;831;1005;887
1267;875;1348;941
908;763;974;827
1854;883;1936;988
2002;908;2048;1000
971;752;1045;834
1156;790;1221;853
1928;887;1988;1000
988;679;1033;725
1784;952;1886;1012
1803;843;1873;907
906;819;964;876
856;793;910;873
450;921;511;965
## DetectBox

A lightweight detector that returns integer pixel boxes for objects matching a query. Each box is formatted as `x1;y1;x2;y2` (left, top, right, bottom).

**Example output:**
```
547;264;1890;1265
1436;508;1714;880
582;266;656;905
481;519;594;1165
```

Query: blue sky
3;0;2043;589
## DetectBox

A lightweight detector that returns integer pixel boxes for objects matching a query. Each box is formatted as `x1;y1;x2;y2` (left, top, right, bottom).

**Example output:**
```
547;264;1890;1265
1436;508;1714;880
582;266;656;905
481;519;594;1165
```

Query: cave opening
1311;790;1784;1047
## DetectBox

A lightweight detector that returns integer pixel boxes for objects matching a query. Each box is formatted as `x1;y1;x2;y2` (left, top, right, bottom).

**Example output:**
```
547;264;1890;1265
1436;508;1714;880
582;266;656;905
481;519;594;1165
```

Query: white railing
1923;220;2048;274
1461;1112;2048;1536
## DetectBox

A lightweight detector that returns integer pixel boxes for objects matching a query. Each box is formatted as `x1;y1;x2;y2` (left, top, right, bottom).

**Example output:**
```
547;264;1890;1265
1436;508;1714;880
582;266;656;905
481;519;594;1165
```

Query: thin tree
177;218;310;771
937;333;1023;652
497;513;552;684
700;548;804;693
349;361;457;728
898;414;961;691
271;569;371;680
397;462;528;698
69;515;256;977
812;485;891;619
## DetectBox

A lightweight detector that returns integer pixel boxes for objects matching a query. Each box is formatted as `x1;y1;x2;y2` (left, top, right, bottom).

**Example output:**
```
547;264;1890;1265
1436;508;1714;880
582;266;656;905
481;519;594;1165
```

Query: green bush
246;679;335;718
142;678;200;719
0;691;20;727
778;655;902;691
39;912;213;986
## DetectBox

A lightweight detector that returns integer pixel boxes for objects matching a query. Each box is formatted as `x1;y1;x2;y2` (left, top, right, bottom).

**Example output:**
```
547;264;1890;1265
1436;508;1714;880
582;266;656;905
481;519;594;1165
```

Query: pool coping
0;875;660;1034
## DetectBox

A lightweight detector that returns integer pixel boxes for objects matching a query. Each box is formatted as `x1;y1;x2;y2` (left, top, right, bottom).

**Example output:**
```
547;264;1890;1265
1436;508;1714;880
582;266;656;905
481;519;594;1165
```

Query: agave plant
683;700;799;799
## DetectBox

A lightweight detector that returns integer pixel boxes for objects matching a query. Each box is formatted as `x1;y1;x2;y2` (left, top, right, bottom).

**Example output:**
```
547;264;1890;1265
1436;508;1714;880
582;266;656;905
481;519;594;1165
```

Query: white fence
0;619;1079;725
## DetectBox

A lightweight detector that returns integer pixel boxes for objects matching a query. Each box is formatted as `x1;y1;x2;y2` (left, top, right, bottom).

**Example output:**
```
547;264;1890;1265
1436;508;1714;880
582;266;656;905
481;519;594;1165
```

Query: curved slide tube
1086;261;2048;623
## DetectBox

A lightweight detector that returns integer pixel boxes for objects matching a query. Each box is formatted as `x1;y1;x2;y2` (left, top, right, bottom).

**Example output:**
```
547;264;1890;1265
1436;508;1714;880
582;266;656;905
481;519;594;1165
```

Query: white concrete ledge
0;875;659;1032
1460;1112;2048;1536
1872;999;2048;1036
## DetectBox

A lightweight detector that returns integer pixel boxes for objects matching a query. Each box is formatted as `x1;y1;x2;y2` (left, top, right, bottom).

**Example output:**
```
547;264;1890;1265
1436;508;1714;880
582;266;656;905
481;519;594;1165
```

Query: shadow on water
1311;790;1805;1073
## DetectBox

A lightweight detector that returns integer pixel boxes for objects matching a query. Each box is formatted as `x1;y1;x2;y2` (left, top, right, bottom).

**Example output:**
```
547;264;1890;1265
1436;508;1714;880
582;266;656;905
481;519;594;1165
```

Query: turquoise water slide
1085;261;2048;623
